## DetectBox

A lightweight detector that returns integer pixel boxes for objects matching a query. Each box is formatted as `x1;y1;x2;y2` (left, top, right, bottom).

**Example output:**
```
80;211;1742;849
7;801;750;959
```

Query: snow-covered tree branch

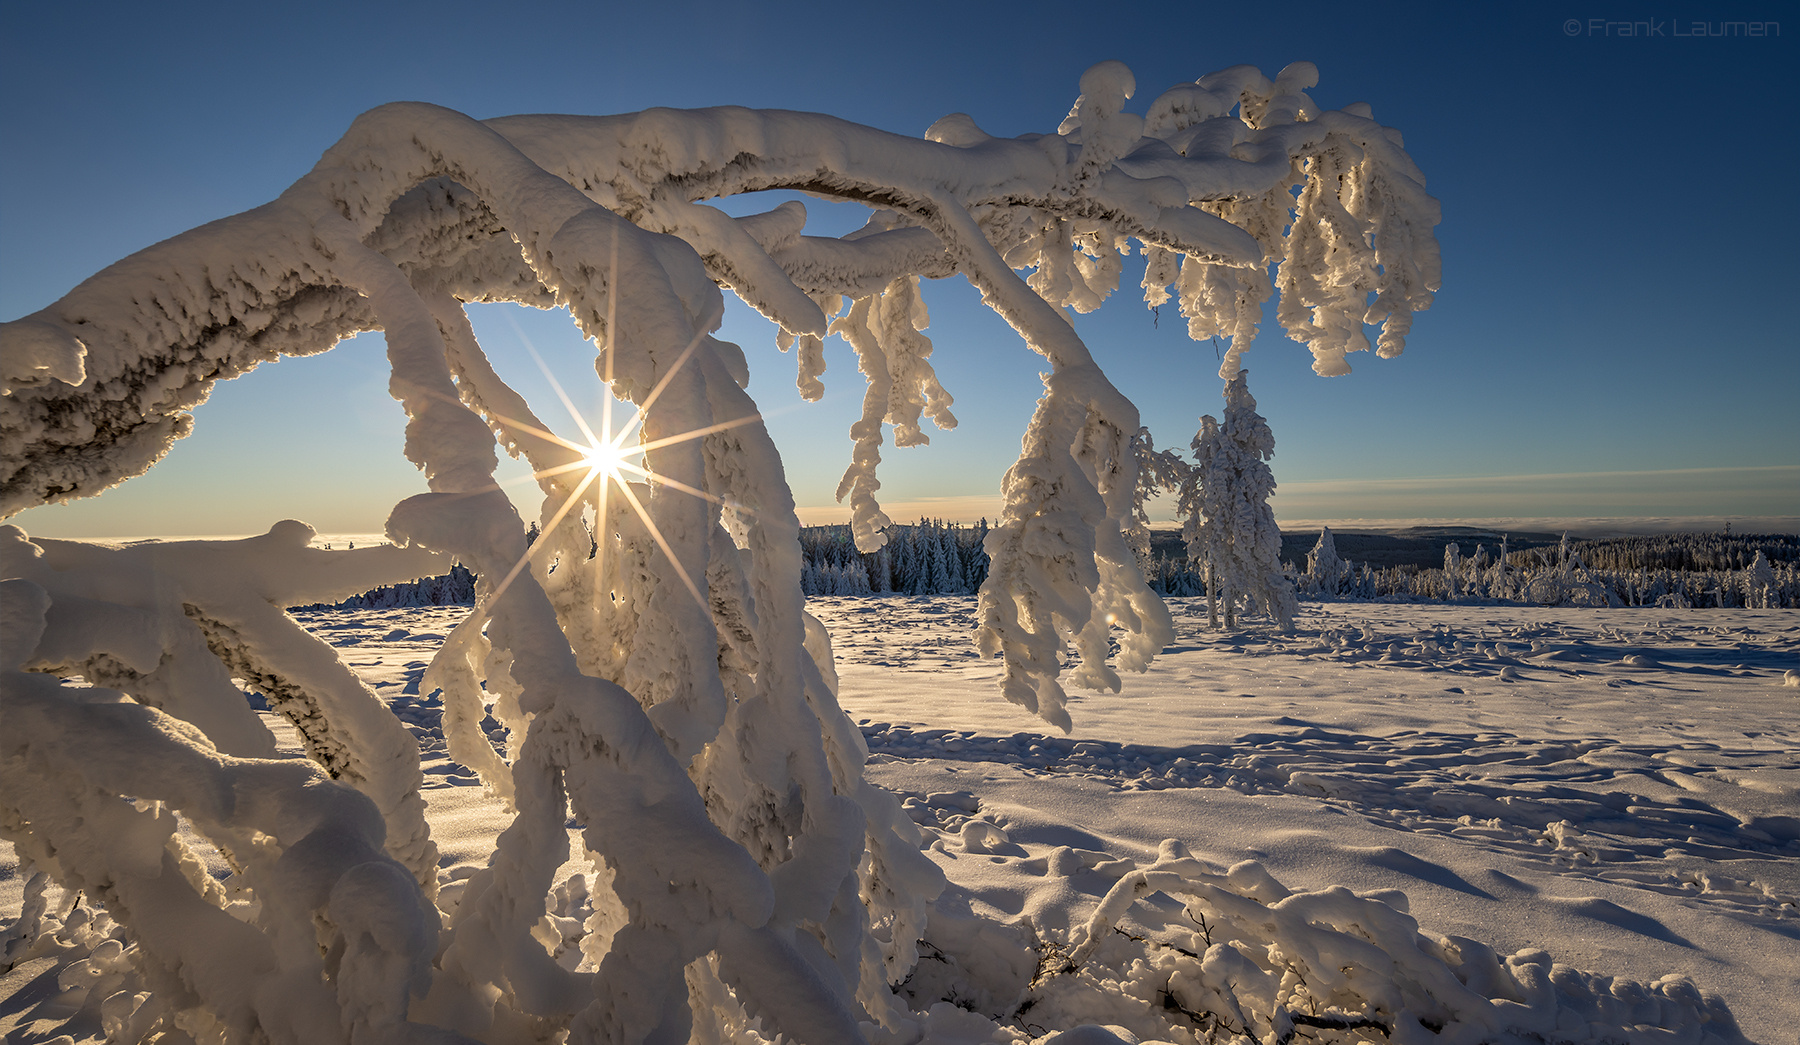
1;60;1441;1043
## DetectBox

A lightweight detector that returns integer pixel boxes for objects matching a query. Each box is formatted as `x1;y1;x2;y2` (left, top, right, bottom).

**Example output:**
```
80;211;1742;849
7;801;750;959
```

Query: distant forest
300;525;1799;610
799;520;990;595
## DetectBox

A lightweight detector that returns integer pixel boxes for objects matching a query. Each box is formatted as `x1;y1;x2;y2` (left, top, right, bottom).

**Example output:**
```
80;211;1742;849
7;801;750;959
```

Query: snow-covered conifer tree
1469;542;1490;599
1179;414;1227;627
1744;549;1776;609
1;60;1438;1042
936;524;966;594
1181;370;1295;631
1493;534;1513;600
1308;525;1348;596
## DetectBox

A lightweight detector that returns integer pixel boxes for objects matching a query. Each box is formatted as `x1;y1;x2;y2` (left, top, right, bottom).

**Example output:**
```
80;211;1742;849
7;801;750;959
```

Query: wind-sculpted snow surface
3;63;1439;1042
822;598;1788;1043
9;601;1778;1044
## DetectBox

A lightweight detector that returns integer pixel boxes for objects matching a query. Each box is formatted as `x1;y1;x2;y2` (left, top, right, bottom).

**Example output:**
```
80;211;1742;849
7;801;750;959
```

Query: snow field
9;598;1790;1043
819;598;1798;1042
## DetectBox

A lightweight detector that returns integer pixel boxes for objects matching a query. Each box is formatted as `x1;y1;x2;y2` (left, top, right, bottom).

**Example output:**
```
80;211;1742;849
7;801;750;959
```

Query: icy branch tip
1080;60;1137;104
0;319;87;395
261;519;318;547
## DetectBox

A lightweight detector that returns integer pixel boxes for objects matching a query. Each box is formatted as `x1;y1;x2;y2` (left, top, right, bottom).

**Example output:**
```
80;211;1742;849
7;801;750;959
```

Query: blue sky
4;0;1795;538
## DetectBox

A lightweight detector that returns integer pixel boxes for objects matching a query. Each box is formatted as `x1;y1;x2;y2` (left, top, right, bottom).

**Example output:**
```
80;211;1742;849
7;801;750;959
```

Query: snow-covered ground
820;598;1800;1040
4;598;1795;1042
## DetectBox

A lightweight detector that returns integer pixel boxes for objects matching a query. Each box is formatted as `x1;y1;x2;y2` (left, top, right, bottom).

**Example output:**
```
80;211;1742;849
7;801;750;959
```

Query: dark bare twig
1273;1010;1393;1045
1112;924;1200;959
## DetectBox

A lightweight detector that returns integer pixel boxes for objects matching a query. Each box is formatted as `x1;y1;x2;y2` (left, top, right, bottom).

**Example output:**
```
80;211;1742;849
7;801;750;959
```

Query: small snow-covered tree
935;522;968;594
1179;414;1226;626
1181;370;1296;631
1491;533;1514;600
1744;549;1776;608
1;60;1437;1043
1307;525;1349;596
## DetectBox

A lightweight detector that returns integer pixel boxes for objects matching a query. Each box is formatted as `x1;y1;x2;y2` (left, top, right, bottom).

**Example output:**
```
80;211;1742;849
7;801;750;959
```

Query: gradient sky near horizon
4;0;1795;539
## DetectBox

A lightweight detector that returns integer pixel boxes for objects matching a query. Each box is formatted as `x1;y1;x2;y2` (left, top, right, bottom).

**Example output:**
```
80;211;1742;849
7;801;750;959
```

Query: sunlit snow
6;597;1791;1043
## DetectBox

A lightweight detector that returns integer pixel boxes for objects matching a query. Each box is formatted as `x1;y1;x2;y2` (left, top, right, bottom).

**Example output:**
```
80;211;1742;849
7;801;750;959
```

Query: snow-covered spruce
1180;371;1296;633
800;519;992;596
3;63;1440;1042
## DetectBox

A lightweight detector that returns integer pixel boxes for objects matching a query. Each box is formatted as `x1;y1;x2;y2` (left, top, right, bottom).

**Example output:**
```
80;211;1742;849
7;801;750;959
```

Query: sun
579;437;632;481
478;296;761;615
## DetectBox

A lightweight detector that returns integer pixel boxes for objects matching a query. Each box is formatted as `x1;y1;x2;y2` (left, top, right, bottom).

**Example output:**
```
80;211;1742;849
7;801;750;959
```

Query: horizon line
24;515;1796;545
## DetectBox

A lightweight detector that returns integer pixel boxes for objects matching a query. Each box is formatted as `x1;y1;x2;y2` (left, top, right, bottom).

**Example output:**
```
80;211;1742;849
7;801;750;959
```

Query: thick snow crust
2;62;1444;1043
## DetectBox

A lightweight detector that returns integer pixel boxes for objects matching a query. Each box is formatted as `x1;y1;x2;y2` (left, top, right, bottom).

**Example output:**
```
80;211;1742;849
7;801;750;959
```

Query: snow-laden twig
1017;839;1748;1045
